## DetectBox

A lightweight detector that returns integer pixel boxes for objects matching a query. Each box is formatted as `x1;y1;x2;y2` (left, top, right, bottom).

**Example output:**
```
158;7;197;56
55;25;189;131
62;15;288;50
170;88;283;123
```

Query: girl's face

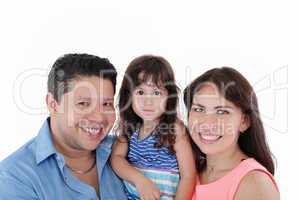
132;81;168;122
188;83;249;156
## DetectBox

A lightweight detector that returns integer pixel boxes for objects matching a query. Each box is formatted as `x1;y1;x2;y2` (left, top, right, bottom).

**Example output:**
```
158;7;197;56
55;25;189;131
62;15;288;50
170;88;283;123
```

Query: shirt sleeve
0;170;38;200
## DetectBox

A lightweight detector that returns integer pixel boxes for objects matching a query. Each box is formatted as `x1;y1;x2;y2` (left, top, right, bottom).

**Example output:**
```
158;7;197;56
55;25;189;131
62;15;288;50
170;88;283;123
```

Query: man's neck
49;119;94;161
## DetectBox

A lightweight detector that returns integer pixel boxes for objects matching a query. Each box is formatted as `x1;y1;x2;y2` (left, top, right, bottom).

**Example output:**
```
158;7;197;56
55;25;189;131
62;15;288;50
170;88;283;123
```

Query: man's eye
78;102;90;107
103;102;113;107
216;110;229;115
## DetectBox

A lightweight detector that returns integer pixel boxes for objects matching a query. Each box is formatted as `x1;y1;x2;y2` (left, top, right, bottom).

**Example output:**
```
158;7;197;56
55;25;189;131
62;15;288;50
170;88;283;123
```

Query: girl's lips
143;109;154;112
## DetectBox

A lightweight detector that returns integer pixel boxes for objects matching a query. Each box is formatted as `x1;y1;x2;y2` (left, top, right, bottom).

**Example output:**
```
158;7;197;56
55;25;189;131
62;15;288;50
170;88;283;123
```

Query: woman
184;67;280;200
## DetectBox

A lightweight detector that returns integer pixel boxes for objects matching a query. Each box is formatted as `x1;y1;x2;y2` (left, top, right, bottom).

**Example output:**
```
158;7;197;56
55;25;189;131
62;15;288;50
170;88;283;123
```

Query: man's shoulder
0;137;37;173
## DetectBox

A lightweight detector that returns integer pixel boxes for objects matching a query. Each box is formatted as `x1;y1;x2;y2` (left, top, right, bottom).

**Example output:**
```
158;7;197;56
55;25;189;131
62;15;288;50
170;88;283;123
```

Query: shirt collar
35;117;115;164
35;117;58;164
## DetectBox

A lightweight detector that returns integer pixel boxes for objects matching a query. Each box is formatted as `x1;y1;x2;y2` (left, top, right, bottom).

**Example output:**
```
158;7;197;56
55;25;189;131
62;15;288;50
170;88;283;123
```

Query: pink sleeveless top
192;158;278;200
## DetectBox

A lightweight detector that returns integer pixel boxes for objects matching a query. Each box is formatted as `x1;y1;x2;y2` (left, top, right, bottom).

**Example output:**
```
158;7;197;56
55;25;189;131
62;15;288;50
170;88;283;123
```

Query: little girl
111;55;196;200
184;67;280;200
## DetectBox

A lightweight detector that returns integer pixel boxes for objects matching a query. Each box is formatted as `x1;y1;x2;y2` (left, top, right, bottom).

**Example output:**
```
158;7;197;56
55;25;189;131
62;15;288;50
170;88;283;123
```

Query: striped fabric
124;129;180;200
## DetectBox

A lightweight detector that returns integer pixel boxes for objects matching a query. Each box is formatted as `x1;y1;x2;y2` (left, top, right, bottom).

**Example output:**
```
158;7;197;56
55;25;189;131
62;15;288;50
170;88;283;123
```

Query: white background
0;0;298;199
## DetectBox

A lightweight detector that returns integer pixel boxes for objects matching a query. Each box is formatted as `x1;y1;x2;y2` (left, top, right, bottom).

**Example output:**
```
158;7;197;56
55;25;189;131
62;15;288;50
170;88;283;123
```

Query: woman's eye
216;110;229;115
193;107;205;113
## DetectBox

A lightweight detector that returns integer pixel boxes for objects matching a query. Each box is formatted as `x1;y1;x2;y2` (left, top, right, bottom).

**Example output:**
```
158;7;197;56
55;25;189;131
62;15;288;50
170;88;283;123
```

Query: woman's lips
199;133;222;144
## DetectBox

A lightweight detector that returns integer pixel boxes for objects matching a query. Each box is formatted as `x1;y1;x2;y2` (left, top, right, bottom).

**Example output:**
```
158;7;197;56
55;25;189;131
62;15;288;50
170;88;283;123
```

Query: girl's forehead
136;82;162;90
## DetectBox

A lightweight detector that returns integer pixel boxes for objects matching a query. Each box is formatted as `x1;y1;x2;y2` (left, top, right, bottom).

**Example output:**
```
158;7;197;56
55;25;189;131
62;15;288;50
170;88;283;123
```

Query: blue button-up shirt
0;118;127;200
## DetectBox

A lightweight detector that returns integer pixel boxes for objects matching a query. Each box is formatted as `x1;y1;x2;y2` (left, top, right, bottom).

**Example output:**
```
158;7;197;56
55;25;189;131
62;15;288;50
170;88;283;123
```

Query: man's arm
0;170;38;200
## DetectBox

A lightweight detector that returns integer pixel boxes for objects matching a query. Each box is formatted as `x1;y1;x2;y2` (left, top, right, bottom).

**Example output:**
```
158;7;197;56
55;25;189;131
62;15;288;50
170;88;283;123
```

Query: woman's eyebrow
191;103;205;107
214;105;234;109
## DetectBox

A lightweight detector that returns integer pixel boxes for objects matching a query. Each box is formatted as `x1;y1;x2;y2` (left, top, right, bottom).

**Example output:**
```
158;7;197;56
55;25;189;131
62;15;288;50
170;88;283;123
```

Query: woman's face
188;83;249;156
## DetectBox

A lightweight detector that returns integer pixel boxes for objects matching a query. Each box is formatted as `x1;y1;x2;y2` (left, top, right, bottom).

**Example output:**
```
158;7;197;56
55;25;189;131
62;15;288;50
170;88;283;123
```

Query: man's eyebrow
102;98;114;101
76;97;91;100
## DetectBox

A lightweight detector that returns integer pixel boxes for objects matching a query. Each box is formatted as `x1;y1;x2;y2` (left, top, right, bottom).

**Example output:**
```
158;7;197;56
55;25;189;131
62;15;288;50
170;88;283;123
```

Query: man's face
51;76;116;151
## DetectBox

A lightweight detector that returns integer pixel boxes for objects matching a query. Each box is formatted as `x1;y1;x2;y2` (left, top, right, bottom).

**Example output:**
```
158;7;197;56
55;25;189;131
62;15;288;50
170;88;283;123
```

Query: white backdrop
0;0;298;199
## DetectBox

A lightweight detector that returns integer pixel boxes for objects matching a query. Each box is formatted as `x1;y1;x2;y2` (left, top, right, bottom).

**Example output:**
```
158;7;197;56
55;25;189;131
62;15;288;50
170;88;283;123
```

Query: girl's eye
78;102;90;107
193;107;205;113
216;110;229;115
136;90;144;95
153;90;161;96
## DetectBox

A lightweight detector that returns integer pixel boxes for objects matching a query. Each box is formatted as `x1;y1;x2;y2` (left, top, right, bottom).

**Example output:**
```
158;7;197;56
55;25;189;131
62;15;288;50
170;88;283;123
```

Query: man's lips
79;126;102;135
77;120;105;137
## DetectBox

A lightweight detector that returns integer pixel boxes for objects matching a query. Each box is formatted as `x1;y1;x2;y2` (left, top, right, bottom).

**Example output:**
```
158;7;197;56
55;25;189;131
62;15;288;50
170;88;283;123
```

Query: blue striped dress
124;129;180;200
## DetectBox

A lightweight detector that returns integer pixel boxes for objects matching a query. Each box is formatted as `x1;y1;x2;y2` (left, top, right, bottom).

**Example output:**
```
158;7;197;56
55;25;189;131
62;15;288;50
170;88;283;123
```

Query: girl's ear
239;114;250;133
46;93;58;114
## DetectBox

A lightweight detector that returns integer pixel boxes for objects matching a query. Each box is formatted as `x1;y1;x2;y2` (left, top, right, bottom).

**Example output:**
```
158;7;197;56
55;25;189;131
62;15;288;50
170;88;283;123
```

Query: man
0;54;127;199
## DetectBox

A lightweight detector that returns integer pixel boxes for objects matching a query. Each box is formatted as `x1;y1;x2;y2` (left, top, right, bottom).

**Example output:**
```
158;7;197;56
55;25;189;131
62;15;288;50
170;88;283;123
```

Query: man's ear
46;93;58;114
239;114;250;133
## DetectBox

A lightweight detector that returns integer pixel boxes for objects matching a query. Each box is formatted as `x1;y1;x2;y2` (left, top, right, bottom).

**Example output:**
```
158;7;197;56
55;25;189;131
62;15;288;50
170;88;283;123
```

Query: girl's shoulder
173;119;188;138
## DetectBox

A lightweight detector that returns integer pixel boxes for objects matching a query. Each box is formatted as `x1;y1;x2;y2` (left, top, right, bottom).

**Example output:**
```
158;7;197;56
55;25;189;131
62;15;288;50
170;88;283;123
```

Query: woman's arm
110;136;160;200
173;121;197;200
234;170;280;200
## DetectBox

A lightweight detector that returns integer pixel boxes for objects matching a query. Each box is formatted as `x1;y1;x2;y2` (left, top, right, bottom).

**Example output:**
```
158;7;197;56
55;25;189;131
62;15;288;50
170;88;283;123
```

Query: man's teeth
81;127;100;135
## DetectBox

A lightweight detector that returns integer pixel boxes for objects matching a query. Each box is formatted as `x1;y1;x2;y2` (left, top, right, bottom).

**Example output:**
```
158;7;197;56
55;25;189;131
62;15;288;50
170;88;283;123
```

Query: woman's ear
239;114;250;133
46;93;58;114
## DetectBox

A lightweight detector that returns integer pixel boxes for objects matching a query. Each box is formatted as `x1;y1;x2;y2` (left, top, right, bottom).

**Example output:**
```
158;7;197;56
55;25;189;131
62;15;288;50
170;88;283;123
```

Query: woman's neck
205;145;247;173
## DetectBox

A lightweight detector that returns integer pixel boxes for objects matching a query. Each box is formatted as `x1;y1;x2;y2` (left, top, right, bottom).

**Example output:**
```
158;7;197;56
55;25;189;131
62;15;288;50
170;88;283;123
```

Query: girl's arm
110;136;161;200
174;121;197;200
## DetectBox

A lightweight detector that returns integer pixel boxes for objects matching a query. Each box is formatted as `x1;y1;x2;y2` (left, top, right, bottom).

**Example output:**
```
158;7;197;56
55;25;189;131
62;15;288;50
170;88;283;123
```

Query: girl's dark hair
117;55;179;153
183;67;275;175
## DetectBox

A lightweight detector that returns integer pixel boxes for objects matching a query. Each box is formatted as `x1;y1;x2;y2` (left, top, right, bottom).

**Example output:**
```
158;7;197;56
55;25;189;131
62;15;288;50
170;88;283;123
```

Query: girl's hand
135;176;160;200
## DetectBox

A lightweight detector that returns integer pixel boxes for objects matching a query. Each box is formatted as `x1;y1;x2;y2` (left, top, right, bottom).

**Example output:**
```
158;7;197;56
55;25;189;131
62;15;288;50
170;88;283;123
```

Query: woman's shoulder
234;160;279;200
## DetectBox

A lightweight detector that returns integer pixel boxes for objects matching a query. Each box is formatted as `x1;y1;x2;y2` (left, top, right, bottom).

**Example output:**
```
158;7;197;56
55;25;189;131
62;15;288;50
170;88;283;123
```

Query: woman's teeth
199;133;222;143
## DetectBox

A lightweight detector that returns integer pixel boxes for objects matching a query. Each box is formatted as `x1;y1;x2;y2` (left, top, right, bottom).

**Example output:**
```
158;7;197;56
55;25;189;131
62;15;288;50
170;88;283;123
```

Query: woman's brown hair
183;67;275;174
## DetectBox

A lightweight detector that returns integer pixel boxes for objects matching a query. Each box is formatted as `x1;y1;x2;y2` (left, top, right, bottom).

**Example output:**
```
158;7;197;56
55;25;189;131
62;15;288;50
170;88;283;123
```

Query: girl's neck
140;119;159;138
